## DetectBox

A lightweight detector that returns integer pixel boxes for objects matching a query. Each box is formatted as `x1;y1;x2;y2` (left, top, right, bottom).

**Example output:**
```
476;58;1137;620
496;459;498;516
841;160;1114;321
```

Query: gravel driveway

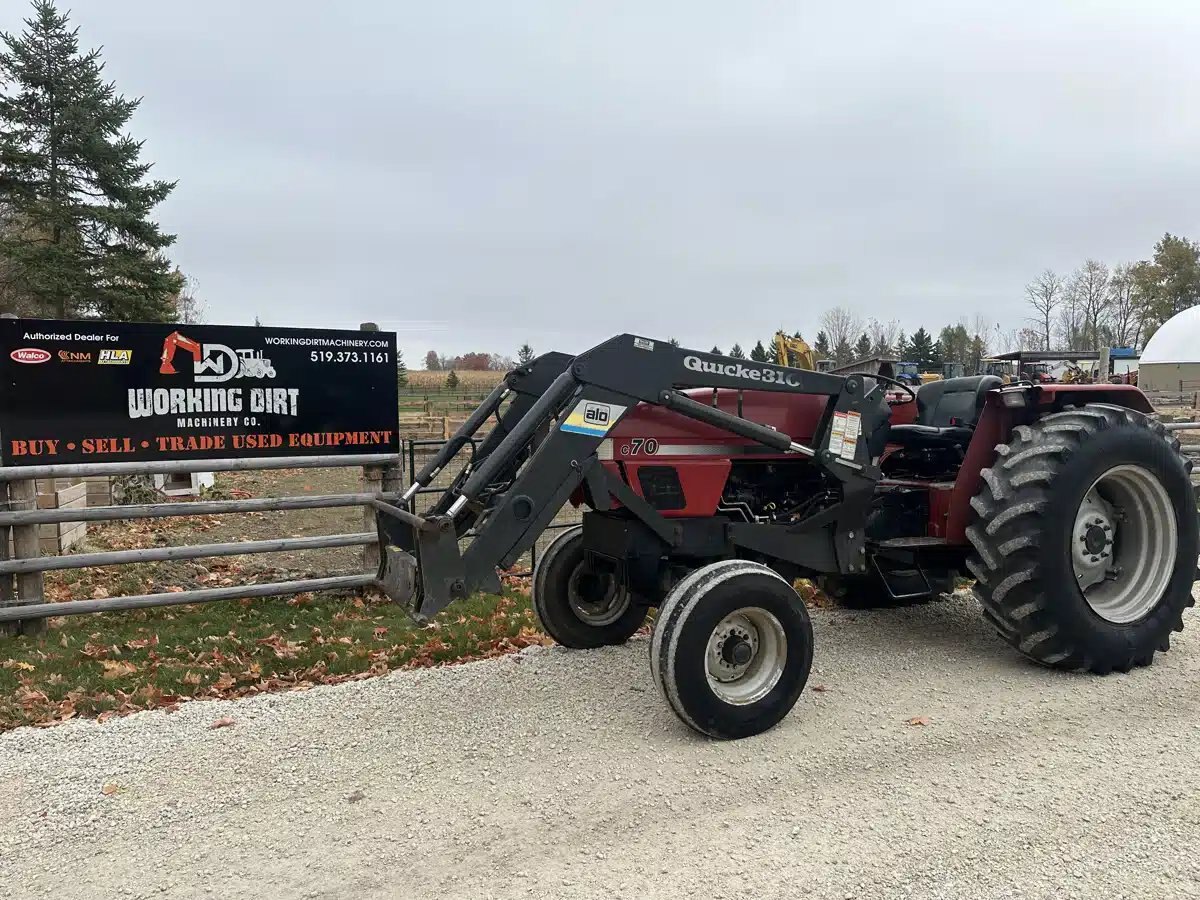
3;591;1199;900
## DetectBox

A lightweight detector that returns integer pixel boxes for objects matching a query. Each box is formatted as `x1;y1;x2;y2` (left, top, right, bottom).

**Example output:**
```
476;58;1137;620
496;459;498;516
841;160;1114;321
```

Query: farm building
1138;306;1200;392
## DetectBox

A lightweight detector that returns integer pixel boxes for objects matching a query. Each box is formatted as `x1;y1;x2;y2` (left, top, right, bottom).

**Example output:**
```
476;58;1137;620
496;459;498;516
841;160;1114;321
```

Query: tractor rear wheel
818;567;956;609
532;526;646;649
650;560;813;739
967;404;1197;673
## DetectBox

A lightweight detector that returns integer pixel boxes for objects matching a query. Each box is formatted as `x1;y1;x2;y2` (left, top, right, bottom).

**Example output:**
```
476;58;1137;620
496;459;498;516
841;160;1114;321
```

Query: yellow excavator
773;331;817;370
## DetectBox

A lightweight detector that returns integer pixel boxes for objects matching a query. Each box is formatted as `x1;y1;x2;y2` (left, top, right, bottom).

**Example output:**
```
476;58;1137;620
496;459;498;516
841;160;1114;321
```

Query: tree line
479;231;1199;377
1022;233;1199;352
0;1;195;322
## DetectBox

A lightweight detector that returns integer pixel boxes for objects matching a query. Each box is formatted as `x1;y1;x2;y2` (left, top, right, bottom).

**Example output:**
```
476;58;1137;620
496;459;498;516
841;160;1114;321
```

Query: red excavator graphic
159;332;276;380
159;331;202;375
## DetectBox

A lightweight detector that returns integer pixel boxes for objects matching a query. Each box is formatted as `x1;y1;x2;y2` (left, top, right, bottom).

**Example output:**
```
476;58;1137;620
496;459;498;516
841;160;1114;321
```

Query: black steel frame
379;335;890;621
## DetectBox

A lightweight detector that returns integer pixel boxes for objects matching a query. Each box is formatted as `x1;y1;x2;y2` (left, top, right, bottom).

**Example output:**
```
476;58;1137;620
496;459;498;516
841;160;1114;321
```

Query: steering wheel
869;372;918;404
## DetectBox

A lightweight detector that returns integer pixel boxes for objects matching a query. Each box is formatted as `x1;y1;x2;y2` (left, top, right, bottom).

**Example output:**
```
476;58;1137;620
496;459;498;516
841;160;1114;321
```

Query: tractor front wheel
532;526;646;649
650;560;813;739
967;404;1197;673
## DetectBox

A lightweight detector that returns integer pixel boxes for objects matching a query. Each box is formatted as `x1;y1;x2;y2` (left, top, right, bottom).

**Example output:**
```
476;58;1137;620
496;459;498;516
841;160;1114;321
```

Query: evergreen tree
968;334;986;374
728;343;746;359
894;330;909;360
517;343;535;365
424;350;442;371
396;349;408;387
710;345;722;355
832;336;853;366
749;340;769;362
0;2;181;320
445;369;459;389
907;327;936;369
853;333;873;359
937;324;971;366
813;330;830;359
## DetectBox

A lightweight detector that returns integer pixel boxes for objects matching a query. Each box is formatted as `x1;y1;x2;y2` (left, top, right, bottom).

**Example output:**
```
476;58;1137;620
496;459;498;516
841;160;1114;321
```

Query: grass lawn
0;467;548;730
0;587;545;730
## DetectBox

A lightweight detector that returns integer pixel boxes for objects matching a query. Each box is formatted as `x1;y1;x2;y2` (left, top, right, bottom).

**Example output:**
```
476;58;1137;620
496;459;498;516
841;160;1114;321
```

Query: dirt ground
3;590;1199;900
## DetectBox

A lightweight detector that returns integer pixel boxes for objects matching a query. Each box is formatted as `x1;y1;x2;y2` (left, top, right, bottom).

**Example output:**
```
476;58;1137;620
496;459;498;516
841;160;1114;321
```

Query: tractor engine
718;460;833;523
595;387;861;521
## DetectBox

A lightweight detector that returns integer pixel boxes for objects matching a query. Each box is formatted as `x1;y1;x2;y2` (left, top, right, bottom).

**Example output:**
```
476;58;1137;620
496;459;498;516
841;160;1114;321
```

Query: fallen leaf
209;717;236;730
100;659;138;679
92;587;110;600
811;684;828;693
906;716;931;727
101;782;121;796
372;627;389;639
2;660;35;672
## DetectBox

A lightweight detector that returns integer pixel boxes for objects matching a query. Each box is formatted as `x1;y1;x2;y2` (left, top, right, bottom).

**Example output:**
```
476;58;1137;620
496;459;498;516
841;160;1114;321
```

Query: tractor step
876;536;949;549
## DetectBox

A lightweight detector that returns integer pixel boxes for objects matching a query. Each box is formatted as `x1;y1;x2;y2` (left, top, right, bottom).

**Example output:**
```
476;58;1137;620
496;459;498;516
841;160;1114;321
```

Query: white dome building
1138;306;1200;392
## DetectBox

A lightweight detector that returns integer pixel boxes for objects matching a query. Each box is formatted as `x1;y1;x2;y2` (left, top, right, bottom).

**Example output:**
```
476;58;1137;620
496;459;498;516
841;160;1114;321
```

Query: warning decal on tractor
828;411;861;460
841;410;861;460
829;412;847;457
559;399;627;437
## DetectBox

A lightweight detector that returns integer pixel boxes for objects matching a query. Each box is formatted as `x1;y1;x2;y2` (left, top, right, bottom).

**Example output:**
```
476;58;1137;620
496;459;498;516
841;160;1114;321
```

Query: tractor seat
888;376;1002;448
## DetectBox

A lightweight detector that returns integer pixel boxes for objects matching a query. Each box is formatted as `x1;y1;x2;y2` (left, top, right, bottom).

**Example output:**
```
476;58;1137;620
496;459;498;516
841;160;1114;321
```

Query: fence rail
0;454;401;631
0;434;578;631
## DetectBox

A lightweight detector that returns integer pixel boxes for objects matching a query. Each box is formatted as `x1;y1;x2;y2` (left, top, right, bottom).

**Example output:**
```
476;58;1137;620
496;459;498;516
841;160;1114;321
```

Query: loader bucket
375;502;490;621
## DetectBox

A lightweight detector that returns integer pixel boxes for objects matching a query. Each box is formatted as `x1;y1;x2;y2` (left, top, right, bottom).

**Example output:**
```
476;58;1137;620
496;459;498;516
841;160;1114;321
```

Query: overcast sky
14;1;1200;364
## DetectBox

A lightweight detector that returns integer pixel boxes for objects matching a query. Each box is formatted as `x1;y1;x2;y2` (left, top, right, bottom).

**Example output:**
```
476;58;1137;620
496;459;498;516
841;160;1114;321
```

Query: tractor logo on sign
159;331;276;383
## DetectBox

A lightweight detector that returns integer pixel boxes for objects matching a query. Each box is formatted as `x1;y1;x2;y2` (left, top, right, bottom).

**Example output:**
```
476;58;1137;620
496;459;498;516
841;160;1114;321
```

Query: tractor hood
607;388;827;452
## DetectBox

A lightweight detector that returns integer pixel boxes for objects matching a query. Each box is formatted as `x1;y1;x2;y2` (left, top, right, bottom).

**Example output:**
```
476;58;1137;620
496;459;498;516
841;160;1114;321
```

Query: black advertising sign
0;319;399;465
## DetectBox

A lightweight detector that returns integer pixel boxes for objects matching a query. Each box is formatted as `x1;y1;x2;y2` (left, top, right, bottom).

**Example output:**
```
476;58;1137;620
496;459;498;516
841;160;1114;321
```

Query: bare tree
1025;269;1064;351
1065;260;1111;350
1107;263;1145;349
1055;289;1086;350
172;272;206;324
866;317;901;356
819;306;863;354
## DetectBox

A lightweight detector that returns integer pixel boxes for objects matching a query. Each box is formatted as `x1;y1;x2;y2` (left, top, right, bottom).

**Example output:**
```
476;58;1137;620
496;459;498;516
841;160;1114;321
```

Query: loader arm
379;335;889;620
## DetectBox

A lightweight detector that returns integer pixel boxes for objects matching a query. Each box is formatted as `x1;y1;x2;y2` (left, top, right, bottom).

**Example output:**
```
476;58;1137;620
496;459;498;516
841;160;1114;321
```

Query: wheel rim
567;563;631;626
1071;464;1178;625
704;607;787;705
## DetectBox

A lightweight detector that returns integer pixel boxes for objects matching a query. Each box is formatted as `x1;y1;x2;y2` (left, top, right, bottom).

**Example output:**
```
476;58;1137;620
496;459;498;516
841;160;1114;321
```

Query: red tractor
378;337;1197;739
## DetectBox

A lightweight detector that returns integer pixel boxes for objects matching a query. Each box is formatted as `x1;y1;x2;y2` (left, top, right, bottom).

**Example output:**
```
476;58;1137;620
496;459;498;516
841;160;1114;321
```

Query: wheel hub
723;636;754;666
704;608;787;705
567;565;631;627
708;618;759;682
1072;491;1115;591
1071;465;1178;624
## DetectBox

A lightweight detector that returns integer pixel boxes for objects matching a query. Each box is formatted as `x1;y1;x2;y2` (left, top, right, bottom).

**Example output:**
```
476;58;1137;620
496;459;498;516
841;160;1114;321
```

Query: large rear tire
967;404;1197;673
650;560;813;739
532;526;646;649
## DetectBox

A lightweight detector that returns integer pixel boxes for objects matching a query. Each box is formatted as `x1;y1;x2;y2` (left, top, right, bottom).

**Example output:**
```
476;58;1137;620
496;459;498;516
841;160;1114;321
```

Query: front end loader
378;336;1198;740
